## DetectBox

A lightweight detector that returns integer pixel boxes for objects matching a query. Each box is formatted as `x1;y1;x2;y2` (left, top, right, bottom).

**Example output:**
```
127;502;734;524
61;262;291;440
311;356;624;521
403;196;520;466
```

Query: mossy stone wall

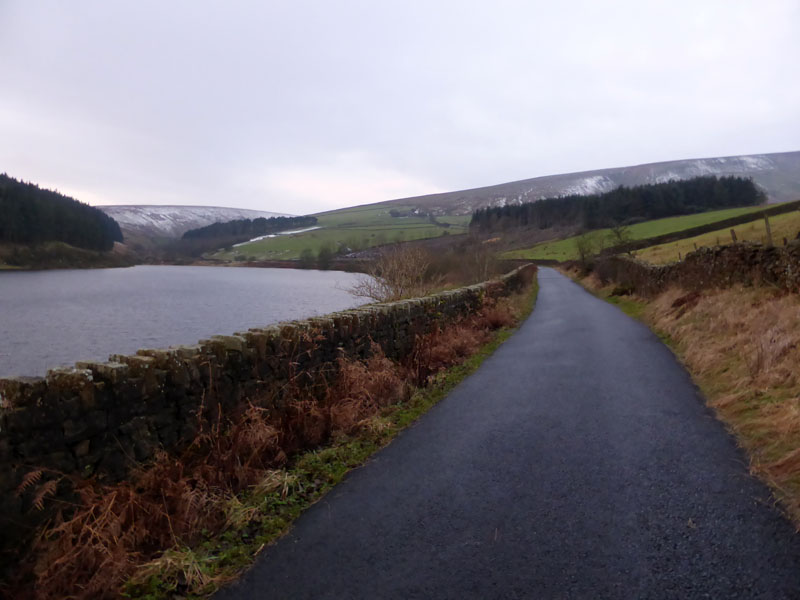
594;243;800;296
0;265;535;546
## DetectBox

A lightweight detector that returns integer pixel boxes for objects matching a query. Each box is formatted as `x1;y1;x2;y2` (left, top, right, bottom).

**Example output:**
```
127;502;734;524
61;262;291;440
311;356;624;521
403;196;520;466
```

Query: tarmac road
217;268;800;599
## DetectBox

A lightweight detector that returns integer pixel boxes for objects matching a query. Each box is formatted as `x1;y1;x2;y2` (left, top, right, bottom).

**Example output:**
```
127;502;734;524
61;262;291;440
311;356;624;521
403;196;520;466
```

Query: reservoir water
0;266;367;378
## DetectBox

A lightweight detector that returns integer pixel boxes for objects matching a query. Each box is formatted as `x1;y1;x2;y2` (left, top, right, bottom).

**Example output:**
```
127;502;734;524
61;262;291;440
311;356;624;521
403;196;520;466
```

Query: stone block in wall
362;307;382;330
110;355;162;399
241;330;271;365
0;376;46;409
83;427;132;478
75;362;130;398
193;352;221;389
15;446;76;475
258;325;283;350
4;406;50;437
117;416;160;463
329;312;355;339
0;437;10;463
273;323;305;359
391;300;412;322
171;344;202;360
63;409;106;443
17;427;66;458
207;334;247;354
167;359;201;392
155;421;181;450
0;455;18;493
111;377;147;414
307;317;334;335
135;348;175;369
345;310;365;335
198;336;253;387
45;367;96;412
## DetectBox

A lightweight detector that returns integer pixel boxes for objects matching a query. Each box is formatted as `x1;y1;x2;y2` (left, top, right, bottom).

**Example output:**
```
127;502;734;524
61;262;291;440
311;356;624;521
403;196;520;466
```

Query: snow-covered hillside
98;151;800;240
99;205;291;238
384;151;800;215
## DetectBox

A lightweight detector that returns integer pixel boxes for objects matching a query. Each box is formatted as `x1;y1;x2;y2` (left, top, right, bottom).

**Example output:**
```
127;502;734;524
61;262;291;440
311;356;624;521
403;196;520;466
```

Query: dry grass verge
6;277;538;599
564;265;800;527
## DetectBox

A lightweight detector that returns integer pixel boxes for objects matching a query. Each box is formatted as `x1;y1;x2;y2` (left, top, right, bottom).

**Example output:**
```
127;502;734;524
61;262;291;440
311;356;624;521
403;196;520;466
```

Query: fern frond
16;469;43;496
32;479;58;511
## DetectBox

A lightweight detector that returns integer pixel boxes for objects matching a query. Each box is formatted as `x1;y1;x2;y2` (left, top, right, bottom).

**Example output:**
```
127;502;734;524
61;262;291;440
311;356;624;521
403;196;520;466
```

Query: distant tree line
0;173;123;251
182;215;317;240
470;176;765;233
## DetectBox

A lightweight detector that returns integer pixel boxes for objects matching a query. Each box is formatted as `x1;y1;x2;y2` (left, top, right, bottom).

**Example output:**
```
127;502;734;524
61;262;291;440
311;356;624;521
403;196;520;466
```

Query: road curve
217;268;800;599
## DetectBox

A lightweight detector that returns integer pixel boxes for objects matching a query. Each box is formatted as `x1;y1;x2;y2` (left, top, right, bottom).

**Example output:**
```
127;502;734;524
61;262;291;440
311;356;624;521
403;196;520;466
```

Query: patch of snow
99;205;292;238
653;171;684;183
561;175;615;196
738;155;773;171
652;155;774;184
233;226;321;247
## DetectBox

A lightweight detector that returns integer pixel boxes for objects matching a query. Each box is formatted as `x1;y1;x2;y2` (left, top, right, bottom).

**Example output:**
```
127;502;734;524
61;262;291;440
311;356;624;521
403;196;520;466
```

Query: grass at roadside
564;267;800;528
602;293;648;321
502;205;769;262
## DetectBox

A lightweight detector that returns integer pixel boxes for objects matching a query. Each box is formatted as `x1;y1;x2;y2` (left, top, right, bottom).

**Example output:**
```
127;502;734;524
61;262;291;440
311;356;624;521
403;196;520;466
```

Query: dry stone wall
0;265;535;545
601;200;800;256
594;243;800;296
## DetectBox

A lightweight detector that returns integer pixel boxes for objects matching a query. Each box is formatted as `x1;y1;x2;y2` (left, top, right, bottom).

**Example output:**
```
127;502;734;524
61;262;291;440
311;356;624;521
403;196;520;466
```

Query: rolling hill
0;173;123;251
211;203;470;261
96;150;800;262
379;151;800;216
98;205;290;239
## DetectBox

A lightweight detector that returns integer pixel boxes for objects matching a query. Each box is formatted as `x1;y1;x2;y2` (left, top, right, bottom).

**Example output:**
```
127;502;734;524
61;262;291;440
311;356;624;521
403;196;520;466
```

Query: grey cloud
1;0;798;213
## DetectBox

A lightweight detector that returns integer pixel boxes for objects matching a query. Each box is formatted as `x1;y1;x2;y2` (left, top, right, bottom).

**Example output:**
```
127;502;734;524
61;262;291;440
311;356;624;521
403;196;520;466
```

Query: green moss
604;294;648;321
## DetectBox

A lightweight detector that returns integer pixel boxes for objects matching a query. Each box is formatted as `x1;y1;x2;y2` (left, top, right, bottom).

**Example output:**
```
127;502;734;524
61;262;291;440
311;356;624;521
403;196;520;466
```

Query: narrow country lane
217;268;800;599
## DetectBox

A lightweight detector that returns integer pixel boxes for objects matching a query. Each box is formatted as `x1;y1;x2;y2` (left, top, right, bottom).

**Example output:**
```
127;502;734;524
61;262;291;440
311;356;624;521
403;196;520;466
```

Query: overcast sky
1;1;798;214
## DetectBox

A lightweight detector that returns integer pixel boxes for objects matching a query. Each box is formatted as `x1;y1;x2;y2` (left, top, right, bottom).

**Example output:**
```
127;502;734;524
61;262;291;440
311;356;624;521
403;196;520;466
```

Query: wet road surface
217;268;800;599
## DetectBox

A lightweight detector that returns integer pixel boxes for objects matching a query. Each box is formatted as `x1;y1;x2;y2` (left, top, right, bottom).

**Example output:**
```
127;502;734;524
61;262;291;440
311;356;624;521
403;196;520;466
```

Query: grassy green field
211;203;470;260
502;205;769;262
636;210;800;264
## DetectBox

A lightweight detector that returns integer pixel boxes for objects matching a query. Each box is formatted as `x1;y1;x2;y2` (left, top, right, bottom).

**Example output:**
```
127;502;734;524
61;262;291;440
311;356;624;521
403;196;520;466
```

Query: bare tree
608;222;632;248
447;237;498;284
575;232;600;272
349;246;442;302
